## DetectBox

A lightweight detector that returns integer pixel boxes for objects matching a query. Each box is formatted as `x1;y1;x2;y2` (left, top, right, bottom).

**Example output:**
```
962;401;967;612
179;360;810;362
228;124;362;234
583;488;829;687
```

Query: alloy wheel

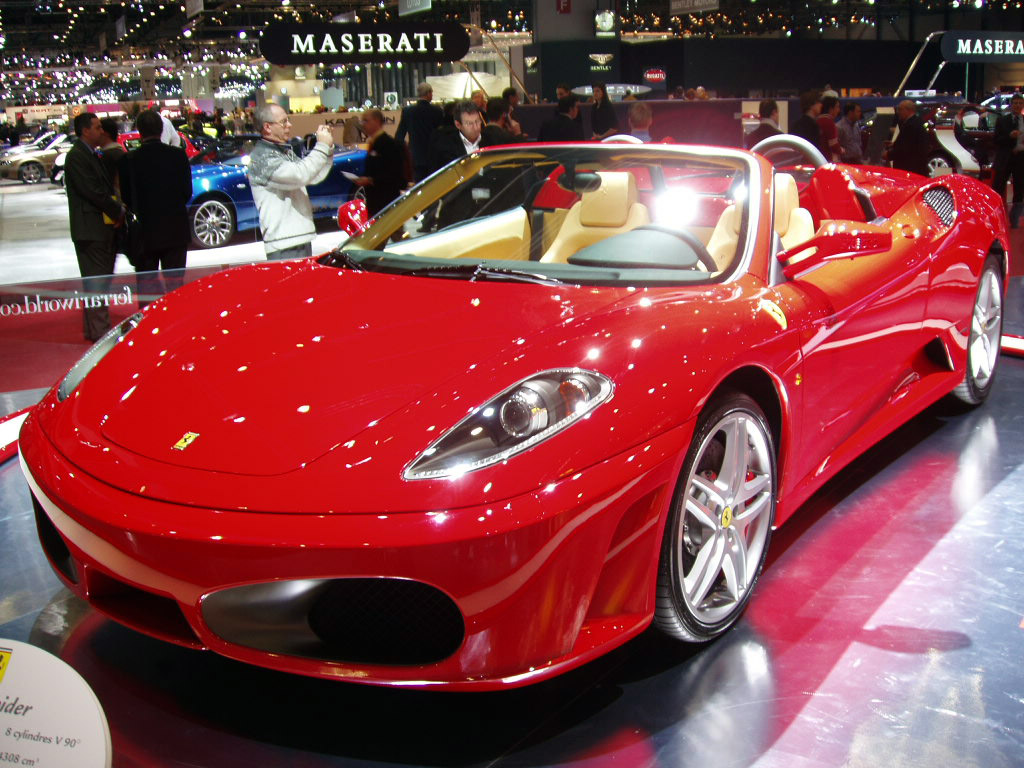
192;199;234;248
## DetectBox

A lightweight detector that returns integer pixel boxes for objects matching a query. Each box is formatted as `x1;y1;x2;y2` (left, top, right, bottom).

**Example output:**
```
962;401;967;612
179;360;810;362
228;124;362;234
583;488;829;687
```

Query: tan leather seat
705;203;741;271
774;172;815;250
540;172;650;263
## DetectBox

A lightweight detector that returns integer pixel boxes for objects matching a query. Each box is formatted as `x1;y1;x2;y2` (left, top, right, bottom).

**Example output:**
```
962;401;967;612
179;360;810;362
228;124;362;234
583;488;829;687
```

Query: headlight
57;312;143;401
404;369;613;480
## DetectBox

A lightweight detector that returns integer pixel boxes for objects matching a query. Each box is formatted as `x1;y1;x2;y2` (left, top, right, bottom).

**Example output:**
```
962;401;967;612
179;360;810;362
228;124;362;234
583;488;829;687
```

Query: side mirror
338;198;369;235
779;222;892;280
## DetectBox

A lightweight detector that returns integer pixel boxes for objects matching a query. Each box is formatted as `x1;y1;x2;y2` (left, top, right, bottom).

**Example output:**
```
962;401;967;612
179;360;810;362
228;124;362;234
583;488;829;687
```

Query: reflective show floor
2;356;1023;767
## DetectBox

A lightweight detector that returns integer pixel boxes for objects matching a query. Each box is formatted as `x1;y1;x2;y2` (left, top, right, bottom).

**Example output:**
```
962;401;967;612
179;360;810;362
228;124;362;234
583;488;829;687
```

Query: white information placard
0;640;111;768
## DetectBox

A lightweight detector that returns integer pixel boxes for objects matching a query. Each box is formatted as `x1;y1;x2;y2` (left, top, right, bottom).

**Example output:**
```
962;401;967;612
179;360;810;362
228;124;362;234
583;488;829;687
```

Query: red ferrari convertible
19;137;1007;689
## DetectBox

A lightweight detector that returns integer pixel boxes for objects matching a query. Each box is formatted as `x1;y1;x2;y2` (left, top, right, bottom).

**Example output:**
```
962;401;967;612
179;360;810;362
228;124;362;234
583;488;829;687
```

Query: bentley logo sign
588;53;614;66
261;22;470;65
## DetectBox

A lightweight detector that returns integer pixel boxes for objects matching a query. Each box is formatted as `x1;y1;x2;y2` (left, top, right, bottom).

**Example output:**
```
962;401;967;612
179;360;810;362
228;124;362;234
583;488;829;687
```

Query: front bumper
20;413;690;690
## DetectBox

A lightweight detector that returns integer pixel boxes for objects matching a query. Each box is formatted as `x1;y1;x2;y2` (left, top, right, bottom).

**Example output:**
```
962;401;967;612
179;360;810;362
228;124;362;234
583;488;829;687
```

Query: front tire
19;162;44;184
655;393;776;642
952;255;1003;404
190;197;236;248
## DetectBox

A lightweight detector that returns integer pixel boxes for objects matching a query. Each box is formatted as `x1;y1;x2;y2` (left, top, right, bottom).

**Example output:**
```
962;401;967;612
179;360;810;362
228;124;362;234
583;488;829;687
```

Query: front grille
308;578;465;665
923;187;956;226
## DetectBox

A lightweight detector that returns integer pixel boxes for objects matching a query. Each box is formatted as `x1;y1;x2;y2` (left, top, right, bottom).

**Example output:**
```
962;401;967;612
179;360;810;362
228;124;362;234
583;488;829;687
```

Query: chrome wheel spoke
717;418;747;495
685;492;719;530
736;471;770;507
732;490;770;528
684;530;726;608
970;333;992;380
721;529;749;601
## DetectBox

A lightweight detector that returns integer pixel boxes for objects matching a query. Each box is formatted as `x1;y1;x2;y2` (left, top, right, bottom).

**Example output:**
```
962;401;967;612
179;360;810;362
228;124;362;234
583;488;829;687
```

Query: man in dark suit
353;109;407;217
789;89;823;151
480;98;519;147
118;109;192;299
395;83;443;182
537;96;585;142
745;99;782;149
65;111;125;340
428;101;483;173
992;93;1024;226
885;100;930;177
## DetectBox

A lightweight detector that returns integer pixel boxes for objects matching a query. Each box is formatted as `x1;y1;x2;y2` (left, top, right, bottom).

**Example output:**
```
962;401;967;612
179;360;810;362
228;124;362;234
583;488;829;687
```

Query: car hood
92;260;629;477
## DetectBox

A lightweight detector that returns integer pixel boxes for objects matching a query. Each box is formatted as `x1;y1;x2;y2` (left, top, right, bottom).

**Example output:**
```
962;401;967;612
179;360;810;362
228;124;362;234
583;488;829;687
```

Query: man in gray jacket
248;103;334;259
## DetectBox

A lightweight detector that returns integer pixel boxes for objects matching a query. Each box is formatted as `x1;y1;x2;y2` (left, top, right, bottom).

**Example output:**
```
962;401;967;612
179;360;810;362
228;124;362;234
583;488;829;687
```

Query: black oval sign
941;31;1024;63
260;22;471;65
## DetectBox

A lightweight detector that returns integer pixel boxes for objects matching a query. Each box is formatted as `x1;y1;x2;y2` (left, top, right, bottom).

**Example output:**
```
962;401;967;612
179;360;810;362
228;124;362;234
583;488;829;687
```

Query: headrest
580;172;639;228
773;173;799;238
718;203;741;235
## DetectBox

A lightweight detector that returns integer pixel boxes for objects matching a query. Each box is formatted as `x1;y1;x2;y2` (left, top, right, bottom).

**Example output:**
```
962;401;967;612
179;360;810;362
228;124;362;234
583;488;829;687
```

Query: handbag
120;158;146;268
120;210;145;268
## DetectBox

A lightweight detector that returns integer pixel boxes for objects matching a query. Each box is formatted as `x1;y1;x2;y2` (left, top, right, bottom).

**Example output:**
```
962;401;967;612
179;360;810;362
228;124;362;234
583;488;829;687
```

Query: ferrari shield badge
172;432;200;451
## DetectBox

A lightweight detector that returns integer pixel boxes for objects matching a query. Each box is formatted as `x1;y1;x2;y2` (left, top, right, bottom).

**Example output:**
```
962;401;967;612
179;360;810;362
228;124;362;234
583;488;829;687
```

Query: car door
776;218;931;498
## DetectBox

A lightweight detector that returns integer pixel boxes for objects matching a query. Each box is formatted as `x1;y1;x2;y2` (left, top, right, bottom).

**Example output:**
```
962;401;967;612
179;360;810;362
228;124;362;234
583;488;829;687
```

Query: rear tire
190;197;236;249
926;153;956;177
655;393;776;643
19;162;44;184
952;255;1003;405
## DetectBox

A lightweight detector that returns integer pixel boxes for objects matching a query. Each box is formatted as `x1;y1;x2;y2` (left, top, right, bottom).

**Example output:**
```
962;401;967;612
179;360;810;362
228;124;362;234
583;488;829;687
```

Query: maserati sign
941;31;1024;62
260;22;470;65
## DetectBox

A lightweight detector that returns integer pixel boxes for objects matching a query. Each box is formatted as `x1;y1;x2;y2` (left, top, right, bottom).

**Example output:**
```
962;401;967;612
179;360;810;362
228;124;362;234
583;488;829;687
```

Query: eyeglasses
267;117;291;127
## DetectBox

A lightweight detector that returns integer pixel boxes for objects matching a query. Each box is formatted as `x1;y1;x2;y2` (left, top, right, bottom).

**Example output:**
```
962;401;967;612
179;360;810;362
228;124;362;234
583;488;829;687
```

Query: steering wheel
750;134;828;169
638;225;719;272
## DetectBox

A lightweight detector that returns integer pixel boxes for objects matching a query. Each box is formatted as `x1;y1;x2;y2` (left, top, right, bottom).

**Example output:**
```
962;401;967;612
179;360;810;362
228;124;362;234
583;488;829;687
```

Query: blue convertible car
188;135;367;248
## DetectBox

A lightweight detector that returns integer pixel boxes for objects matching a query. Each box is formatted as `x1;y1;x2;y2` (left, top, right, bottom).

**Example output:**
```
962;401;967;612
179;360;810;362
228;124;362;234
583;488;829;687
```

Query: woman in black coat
589;82;619;140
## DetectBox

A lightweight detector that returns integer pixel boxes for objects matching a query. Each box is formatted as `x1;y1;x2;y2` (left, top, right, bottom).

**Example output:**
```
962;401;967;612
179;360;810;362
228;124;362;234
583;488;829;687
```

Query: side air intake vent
923;187;955;226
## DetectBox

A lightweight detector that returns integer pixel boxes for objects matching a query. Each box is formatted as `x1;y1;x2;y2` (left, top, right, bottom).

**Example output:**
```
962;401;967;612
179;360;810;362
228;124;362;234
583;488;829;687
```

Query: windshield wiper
400;262;563;285
470;265;564;285
322;249;366;270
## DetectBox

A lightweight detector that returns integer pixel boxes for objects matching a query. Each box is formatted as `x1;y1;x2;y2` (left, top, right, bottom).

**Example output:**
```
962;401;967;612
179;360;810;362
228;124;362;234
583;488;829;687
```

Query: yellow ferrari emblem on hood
173;432;200;451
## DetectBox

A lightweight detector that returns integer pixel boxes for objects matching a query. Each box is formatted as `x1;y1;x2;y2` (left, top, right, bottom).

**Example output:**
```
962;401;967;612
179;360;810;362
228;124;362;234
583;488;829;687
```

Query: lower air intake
308;578;465;665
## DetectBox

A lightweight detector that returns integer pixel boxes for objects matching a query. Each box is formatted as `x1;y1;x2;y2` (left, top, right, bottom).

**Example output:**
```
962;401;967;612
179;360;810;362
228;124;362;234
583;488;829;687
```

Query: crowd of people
49;80;1024;340
747;88;928;174
63;109;192;340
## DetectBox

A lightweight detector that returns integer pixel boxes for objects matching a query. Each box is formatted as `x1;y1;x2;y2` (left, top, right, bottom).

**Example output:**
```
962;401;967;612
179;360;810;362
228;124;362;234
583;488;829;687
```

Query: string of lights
0;0;1013;105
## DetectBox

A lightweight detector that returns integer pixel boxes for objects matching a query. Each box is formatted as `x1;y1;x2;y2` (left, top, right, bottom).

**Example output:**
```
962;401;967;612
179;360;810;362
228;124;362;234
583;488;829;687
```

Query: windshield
336;145;753;286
